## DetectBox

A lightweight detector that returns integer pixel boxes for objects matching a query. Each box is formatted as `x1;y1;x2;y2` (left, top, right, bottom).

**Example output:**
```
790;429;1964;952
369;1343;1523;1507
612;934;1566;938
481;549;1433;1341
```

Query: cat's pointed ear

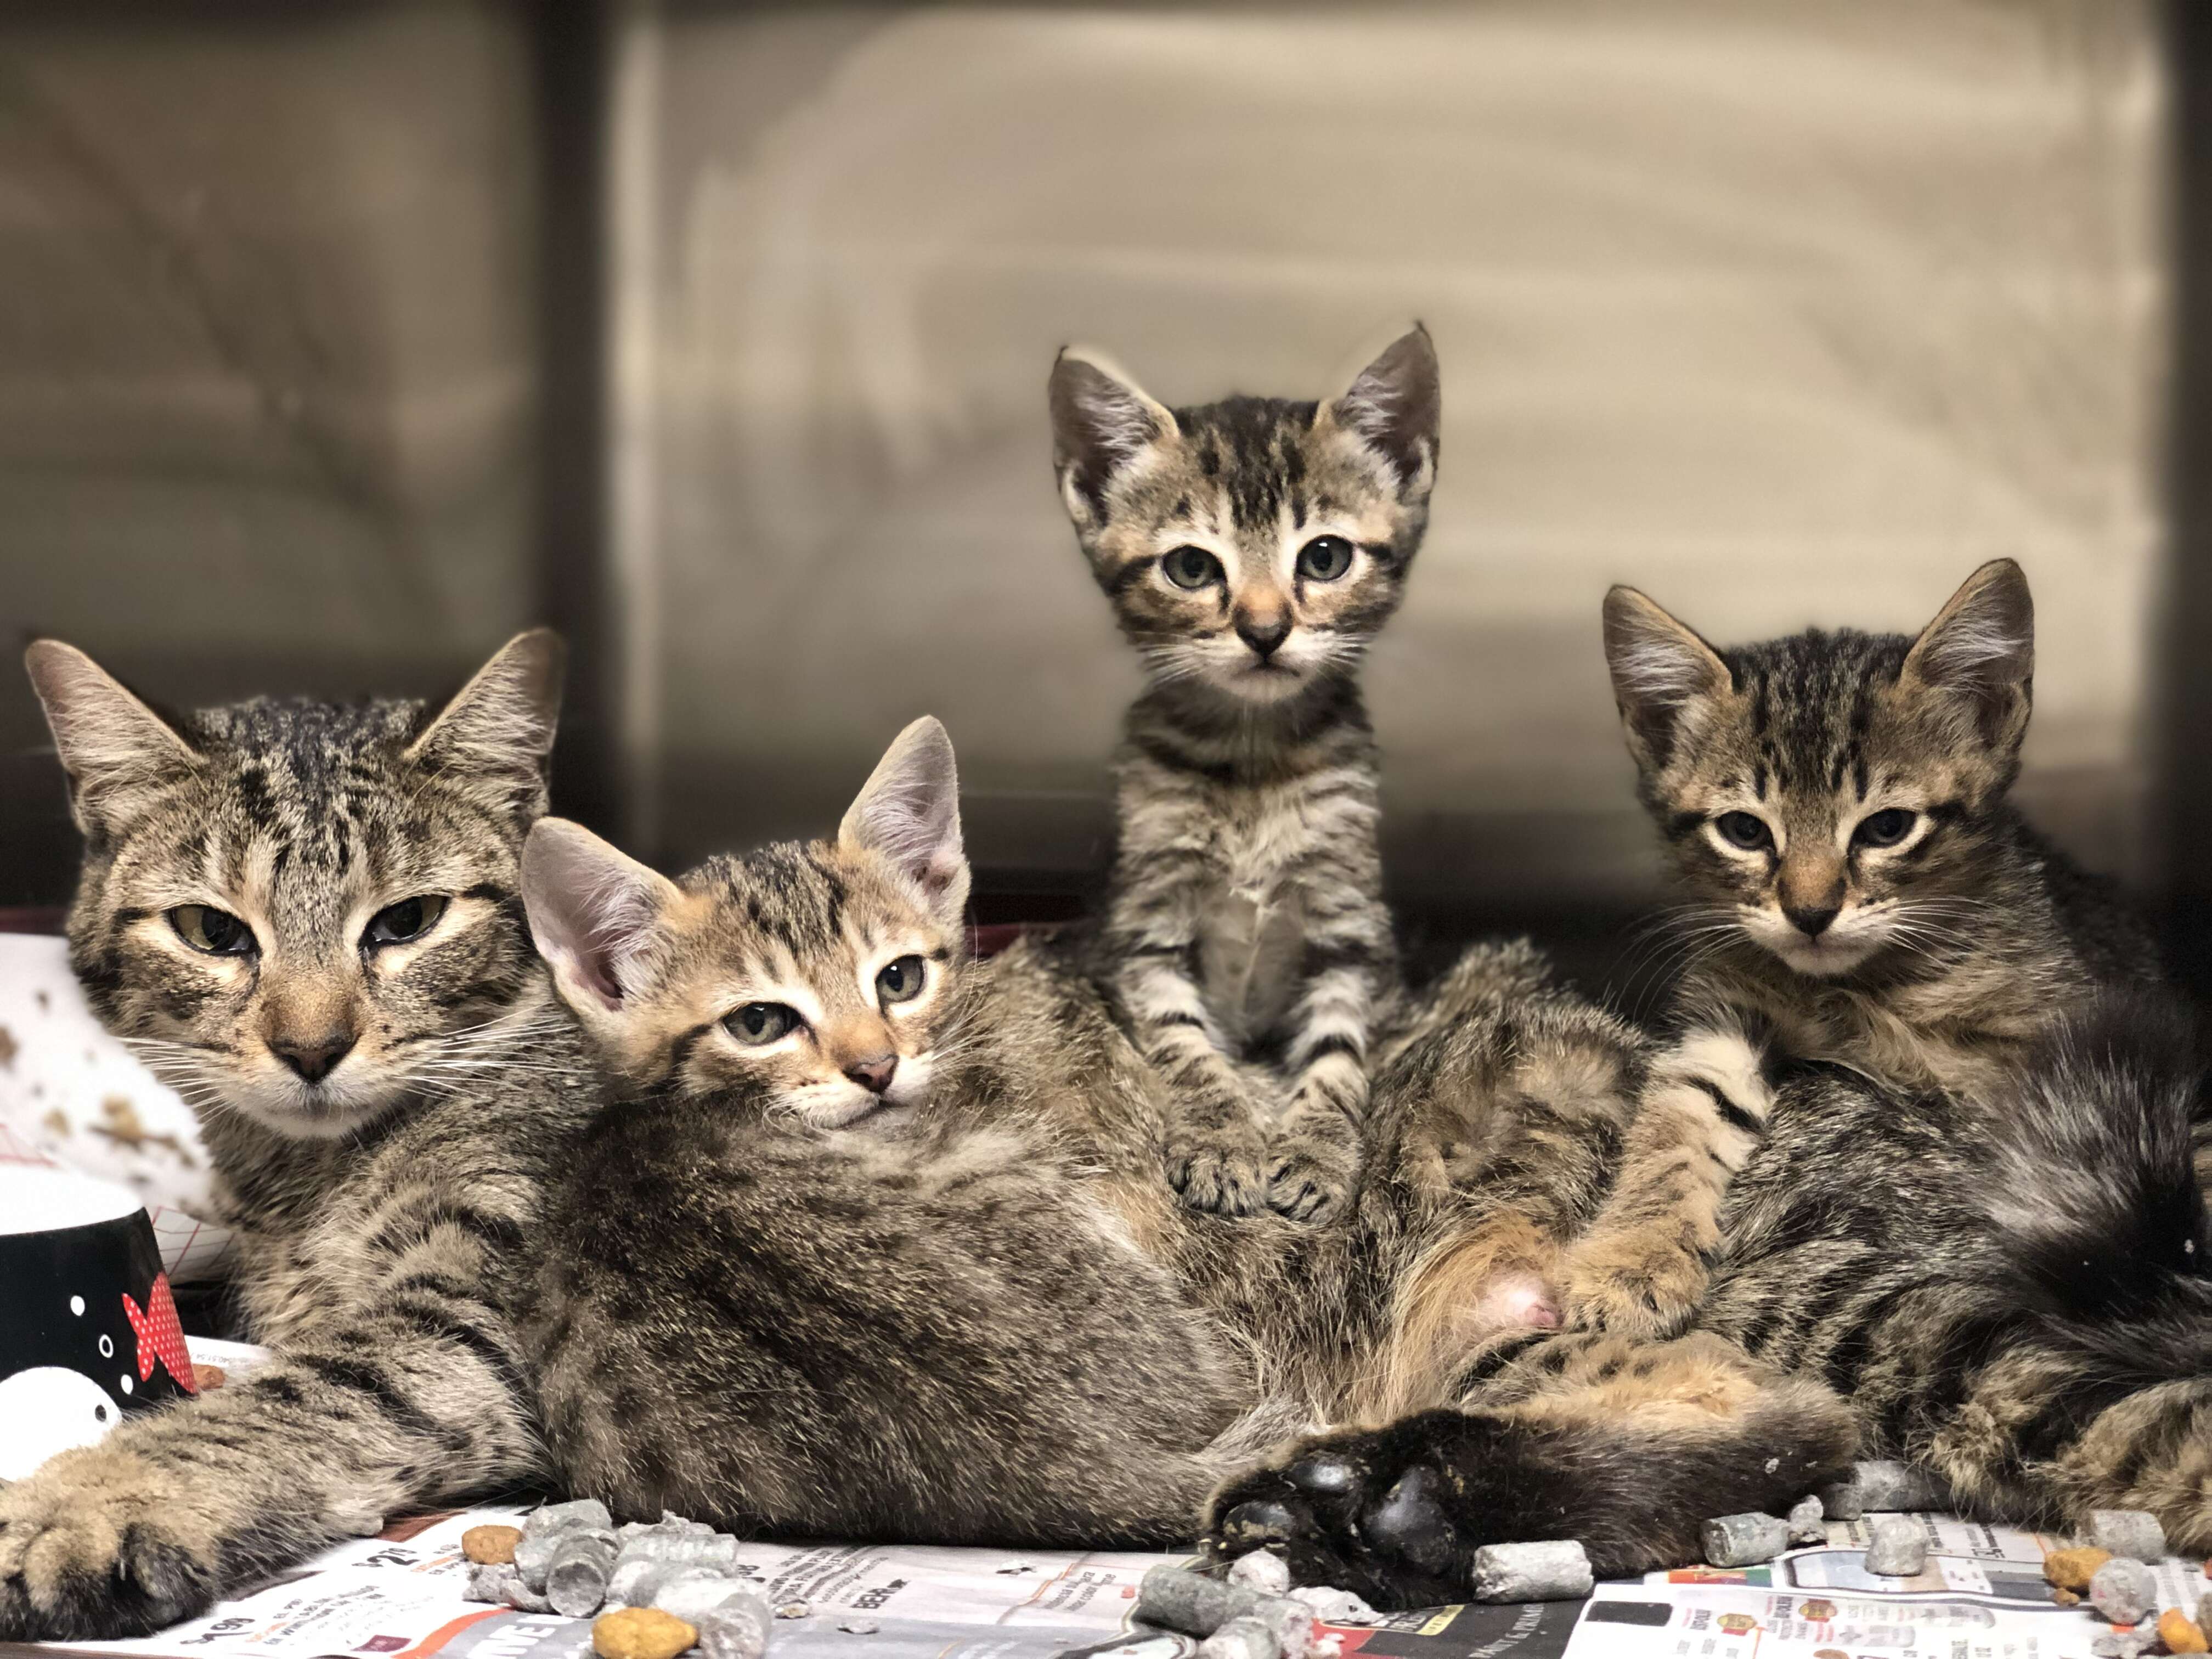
1900;558;2034;753
406;630;566;815
839;716;969;928
24;641;200;836
1049;347;1178;527
522;817;681;1014
1322;323;1441;497
1603;586;1733;769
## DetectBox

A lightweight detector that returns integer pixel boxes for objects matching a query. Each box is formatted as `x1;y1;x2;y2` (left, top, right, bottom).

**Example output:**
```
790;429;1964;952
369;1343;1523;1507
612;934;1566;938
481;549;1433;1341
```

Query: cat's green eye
169;905;255;957
1163;546;1223;590
1714;812;1773;852
364;895;449;947
1296;535;1353;582
876;955;927;1006
1853;808;1917;849
726;1002;800;1045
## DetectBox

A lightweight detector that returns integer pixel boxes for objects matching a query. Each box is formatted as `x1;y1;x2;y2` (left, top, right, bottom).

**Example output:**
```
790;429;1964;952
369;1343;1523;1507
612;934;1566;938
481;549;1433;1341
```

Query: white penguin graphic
0;1365;121;1480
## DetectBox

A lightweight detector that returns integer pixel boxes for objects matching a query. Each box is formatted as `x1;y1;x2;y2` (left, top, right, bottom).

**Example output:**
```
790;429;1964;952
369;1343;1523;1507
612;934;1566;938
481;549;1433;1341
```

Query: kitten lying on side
1046;327;1438;1223
1560;557;2163;1334
1;635;588;1641
518;719;1261;1543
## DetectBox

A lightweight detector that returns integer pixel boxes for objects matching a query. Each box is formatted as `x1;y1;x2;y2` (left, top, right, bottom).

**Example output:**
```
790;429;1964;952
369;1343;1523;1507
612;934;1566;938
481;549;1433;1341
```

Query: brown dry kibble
592;1607;698;1659
461;1524;524;1565
191;1364;227;1392
2164;1610;2210;1655
2045;1547;2113;1592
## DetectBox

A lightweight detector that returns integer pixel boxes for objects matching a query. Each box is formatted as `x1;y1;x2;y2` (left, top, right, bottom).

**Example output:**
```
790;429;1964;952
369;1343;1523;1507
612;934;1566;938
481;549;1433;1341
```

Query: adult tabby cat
1203;572;2210;1605
1559;558;2162;1335
1047;326;1437;1223
0;634;585;1640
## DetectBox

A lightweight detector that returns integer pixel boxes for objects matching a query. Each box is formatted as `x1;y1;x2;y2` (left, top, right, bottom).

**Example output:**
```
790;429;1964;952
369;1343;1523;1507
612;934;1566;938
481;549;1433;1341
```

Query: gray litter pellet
465;1561;550;1613
1702;1514;1790;1569
1137;1567;1257;1637
2199;1591;2212;1635
2090;1558;2157;1626
1820;1460;1947;1520
2090;1510;2168;1563
838;1620;880;1636
1864;1516;1927;1577
523;1498;614;1538
1787;1495;1825;1545
1228;1554;1291;1596
2093;1632;2158;1659
607;1558;720;1610
1287;1587;1378;1626
654;1581;774;1659
775;1601;812;1620
545;1526;620;1618
1471;1541;1594;1602
1199;1616;1282;1659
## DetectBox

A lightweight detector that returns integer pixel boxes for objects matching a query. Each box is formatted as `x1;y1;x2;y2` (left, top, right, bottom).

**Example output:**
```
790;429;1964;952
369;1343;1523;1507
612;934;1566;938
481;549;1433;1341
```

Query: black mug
0;1165;194;1481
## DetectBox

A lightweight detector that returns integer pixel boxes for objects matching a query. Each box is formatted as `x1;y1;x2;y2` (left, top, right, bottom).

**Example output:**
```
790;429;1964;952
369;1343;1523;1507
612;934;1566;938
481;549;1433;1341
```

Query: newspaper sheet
11;1506;2202;1659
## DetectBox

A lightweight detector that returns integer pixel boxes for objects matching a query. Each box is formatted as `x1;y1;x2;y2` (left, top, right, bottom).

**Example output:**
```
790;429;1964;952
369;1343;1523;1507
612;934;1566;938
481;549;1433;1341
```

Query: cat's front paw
1266;1132;1356;1224
0;1443;222;1641
1165;1122;1273;1216
1204;1415;1479;1610
1559;1233;1703;1339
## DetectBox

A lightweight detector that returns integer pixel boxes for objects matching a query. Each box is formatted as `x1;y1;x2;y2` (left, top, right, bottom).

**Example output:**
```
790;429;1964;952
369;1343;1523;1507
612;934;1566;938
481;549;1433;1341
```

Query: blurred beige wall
636;0;2165;905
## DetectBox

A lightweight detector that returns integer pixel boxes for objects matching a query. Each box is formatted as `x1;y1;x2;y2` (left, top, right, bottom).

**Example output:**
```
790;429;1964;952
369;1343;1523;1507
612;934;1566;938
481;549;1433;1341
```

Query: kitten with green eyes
517;719;1268;1542
3;634;590;1641
1046;326;1438;1223
1558;557;2165;1334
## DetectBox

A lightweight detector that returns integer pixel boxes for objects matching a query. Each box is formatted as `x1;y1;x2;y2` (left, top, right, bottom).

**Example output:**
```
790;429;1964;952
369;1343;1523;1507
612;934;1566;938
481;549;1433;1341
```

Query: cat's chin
1761;936;1881;980
213;1075;415;1141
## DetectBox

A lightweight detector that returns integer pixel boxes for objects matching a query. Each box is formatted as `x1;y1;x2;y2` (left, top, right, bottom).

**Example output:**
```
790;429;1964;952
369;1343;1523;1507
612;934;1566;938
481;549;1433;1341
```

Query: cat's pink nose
844;1054;898;1094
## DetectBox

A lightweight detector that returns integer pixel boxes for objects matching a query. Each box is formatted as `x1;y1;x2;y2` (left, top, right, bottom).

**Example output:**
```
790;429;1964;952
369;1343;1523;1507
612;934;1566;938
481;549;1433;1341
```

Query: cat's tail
1936;990;2212;1545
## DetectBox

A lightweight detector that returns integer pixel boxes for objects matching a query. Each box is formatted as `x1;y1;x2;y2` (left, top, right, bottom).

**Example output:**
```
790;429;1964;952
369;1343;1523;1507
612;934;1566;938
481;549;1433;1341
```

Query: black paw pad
1284;1454;1357;1495
1362;1466;1455;1575
1217;1499;1305;1547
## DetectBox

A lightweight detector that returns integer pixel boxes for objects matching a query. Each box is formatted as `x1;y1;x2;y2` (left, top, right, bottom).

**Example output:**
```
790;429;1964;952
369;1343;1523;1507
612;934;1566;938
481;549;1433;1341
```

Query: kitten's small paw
1559;1240;1702;1339
1266;1138;1356;1224
1165;1126;1272;1216
0;1446;220;1641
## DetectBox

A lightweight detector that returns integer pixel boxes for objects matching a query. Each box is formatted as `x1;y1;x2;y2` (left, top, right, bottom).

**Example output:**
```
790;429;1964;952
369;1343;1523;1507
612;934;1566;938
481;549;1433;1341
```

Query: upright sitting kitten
1560;558;2162;1334
518;719;1258;1542
1047;326;1439;1222
2;635;585;1641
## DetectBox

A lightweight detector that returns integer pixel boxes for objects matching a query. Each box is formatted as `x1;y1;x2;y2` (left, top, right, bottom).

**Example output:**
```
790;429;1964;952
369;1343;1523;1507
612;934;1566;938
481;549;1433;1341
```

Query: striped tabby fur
1561;558;2163;1334
517;721;1843;1564
1047;327;1438;1224
1;635;588;1641
1202;565;2204;1606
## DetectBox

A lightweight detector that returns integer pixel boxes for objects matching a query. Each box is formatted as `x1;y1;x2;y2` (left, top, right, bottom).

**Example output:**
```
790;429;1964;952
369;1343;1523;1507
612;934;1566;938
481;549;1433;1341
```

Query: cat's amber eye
1853;808;1917;849
1296;535;1353;582
170;905;255;957
363;895;450;948
1162;545;1223;590
726;1002;800;1045
1714;812;1773;851
876;955;927;1006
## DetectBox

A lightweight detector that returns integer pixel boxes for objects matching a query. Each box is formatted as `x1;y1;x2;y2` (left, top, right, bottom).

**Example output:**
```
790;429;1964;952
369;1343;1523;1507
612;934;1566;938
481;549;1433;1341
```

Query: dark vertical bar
528;0;624;843
2159;0;2212;990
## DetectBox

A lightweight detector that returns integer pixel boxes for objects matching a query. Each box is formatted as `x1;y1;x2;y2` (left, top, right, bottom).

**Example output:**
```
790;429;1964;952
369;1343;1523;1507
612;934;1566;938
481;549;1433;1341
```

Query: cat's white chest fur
1195;815;1313;1048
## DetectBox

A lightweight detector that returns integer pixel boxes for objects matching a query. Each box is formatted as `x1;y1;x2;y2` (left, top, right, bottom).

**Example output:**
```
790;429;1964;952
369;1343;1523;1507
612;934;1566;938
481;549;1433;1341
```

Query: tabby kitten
518;719;1261;1543
1047;326;1438;1223
2;635;588;1641
1559;557;2160;1335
